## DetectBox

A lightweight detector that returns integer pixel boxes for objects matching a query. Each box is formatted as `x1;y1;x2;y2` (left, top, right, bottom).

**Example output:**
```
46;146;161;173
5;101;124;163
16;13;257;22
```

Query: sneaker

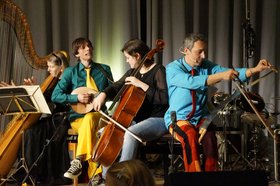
64;159;82;179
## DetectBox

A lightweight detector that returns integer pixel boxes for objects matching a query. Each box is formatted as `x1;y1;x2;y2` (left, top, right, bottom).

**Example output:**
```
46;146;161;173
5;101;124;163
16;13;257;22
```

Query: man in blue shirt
164;33;272;172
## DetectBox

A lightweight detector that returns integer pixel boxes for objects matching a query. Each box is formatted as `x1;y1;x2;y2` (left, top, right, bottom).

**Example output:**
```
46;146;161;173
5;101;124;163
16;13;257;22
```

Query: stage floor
2;153;280;186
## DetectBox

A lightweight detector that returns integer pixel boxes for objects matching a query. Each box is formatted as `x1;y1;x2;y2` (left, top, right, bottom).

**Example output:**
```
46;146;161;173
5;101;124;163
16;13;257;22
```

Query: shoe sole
64;171;82;179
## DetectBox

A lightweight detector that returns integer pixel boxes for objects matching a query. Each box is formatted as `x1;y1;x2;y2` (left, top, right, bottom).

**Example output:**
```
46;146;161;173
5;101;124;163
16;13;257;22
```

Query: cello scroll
108;39;165;111
132;39;165;76
145;39;165;60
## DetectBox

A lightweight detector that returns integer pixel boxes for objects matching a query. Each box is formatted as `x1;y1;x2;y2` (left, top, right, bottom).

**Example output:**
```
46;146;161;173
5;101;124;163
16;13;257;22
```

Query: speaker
166;171;268;186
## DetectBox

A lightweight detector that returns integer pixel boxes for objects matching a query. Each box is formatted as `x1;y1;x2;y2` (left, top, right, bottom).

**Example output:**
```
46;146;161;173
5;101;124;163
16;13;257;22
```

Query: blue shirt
51;61;113;121
164;57;248;129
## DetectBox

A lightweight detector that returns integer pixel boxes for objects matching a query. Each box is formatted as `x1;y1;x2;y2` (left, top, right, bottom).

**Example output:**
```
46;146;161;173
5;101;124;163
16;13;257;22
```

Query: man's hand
78;93;93;104
254;59;272;73
221;69;239;81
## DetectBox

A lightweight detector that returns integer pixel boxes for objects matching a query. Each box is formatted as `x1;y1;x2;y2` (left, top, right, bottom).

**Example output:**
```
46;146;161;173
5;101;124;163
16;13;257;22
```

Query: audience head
105;160;156;186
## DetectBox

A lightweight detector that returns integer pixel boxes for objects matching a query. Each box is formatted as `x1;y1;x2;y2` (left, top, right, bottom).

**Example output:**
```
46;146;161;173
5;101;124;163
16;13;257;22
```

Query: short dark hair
121;39;153;65
183;33;207;50
121;39;150;58
72;37;93;56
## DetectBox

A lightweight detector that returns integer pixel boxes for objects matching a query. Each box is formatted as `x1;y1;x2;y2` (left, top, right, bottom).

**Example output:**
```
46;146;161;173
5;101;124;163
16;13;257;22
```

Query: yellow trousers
71;112;102;178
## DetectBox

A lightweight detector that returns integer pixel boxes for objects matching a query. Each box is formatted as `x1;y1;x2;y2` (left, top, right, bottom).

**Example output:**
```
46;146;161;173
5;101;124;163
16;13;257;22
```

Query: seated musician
51;38;113;181
164;33;273;172
0;51;71;184
92;39;168;184
24;51;71;184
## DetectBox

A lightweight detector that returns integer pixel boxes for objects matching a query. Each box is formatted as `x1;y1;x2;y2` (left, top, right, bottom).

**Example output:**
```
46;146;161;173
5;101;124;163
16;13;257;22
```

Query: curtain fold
1;0;279;118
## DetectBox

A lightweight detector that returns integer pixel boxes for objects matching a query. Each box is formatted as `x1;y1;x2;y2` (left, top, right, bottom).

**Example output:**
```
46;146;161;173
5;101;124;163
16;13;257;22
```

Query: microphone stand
21;113;69;185
242;0;255;69
168;111;177;175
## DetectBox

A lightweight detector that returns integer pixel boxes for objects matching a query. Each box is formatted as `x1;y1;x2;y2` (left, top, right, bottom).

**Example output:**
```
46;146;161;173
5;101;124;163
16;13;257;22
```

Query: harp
0;0;59;179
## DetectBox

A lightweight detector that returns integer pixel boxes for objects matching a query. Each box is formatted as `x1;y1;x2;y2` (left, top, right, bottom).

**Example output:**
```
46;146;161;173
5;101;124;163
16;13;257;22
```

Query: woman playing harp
0;0;68;182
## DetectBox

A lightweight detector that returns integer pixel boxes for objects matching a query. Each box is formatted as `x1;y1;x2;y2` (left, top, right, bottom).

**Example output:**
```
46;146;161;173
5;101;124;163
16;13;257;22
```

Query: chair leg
68;138;78;186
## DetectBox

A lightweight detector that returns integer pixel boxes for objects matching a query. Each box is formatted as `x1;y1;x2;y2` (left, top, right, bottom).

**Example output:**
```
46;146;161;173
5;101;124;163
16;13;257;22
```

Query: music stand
0;85;51;186
0;85;51;115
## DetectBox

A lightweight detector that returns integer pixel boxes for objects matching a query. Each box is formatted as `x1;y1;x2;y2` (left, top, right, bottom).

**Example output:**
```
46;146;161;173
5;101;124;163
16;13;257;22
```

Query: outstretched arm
245;59;272;78
207;69;239;86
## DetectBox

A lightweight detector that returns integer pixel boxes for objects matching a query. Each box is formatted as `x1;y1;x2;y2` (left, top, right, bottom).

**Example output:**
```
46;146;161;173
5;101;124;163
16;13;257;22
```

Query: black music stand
0;86;50;186
217;104;253;171
0;86;51;115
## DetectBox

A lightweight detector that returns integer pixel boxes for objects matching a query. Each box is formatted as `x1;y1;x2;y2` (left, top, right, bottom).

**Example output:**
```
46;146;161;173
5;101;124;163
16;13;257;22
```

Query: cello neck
108;39;165;111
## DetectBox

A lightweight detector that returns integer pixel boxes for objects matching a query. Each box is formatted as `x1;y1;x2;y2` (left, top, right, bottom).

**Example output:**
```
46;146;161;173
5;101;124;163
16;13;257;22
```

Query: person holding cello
164;33;273;172
51;38;113;181
92;39;168;182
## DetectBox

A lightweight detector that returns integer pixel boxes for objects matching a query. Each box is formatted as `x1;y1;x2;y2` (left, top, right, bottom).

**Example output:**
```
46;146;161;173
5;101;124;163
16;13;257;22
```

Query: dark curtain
1;0;279;133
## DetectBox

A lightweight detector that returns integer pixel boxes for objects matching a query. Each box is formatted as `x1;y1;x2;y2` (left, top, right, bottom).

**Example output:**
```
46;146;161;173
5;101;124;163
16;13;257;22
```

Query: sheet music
18;85;51;114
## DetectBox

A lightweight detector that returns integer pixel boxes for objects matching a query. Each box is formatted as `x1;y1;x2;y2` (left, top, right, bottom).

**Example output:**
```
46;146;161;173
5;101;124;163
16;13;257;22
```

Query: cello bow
92;39;165;166
69;87;145;144
232;78;275;139
99;110;146;145
199;67;278;143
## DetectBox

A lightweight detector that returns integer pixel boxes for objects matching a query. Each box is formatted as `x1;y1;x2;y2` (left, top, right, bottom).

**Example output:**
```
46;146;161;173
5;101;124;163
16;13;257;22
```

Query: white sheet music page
19;85;51;114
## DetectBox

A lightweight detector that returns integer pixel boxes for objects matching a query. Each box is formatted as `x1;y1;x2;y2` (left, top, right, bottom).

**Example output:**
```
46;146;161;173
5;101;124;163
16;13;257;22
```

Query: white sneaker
64;159;82;179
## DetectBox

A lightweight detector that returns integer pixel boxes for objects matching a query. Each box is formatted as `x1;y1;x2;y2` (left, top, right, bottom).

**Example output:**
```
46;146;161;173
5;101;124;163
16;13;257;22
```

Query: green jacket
51;60;113;121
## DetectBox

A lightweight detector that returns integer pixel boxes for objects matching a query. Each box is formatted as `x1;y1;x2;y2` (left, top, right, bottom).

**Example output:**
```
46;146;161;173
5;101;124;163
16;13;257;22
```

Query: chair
140;133;183;183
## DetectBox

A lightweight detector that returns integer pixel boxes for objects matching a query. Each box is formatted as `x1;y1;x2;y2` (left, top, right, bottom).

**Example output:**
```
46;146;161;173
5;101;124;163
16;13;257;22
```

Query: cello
92;39;165;167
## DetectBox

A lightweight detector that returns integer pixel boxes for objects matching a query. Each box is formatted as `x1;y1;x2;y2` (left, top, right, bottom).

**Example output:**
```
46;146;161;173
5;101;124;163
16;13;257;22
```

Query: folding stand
21;113;69;185
0;86;50;116
217;106;253;170
0;86;50;186
0;87;37;115
0;130;36;186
